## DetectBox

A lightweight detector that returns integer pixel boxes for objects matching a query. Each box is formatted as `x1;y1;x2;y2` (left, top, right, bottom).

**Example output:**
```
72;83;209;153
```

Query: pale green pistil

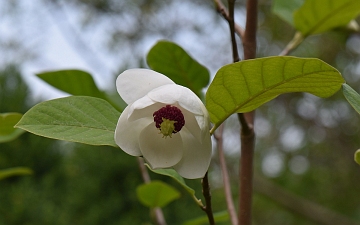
159;118;177;138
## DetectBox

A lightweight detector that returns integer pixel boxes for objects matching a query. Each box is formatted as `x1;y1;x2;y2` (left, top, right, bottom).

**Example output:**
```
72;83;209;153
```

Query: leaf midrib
18;124;115;132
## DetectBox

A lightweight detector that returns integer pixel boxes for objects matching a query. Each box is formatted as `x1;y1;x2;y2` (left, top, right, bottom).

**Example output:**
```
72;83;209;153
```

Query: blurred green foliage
1;0;360;225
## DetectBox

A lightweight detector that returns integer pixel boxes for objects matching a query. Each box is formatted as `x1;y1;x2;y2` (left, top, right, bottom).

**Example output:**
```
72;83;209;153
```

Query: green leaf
206;56;344;130
0;167;33;180
272;0;304;25
37;70;104;98
15;96;120;147
146;40;210;97
145;164;203;207
0;113;25;143
136;180;180;208
342;84;360;115
182;211;229;225
355;149;360;165
294;0;360;36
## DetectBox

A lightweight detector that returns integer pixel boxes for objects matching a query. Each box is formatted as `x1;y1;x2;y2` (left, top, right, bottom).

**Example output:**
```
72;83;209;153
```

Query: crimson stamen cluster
153;105;185;133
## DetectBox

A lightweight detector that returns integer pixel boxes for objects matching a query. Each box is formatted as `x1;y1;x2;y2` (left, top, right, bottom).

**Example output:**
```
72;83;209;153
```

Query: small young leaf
272;0;304;25
355;150;360;165
136;180;180;208
206;56;344;129
145;164;203;207
0;167;33;180
16;96;120;147
294;0;360;36
342;84;360;114
182;211;229;225
37;70;104;98
147;40;210;97
0;113;25;143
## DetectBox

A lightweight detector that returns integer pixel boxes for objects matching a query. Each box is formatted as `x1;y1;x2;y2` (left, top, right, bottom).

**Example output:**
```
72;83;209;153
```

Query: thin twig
137;157;167;225
214;124;238;225
214;0;245;40
279;31;304;56
201;172;215;225
227;0;240;62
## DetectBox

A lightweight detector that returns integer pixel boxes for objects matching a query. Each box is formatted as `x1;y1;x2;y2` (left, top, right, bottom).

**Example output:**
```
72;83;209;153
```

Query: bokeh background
1;0;360;224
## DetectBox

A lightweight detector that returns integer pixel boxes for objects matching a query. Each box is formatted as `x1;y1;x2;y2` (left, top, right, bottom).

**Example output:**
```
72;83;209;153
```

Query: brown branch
214;0;245;40
253;174;360;225
214;1;257;225
243;0;257;60
201;172;215;225
237;118;255;225
137;157;167;225
214;124;238;225
238;0;258;224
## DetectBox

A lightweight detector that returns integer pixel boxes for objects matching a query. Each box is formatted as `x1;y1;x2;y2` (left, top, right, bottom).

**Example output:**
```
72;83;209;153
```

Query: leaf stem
201;172;215;225
214;124;238;225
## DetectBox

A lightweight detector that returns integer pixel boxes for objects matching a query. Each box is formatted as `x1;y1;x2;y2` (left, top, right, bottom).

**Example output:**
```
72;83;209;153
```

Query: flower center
153;105;185;138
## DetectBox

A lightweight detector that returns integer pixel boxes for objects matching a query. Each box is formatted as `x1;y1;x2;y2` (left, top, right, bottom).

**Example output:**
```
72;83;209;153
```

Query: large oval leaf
206;56;344;129
15;96;120;147
136;180;180;208
37;70;104;98
0;113;25;143
146;40;210;97
294;0;360;36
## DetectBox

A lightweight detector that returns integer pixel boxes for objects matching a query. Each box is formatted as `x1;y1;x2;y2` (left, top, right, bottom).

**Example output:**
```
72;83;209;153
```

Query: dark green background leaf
182;211;229;225
272;0;304;25
16;96;120;147
294;0;360;36
37;70;104;98
0;167;33;180
355;150;360;165
136;180;180;208
0;113;25;143
145;164;203;207
146;40;209;97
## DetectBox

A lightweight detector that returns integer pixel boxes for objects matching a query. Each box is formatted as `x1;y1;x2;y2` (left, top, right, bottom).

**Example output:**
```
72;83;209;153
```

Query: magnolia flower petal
116;69;174;104
140;123;183;169
114;106;153;156
148;84;204;115
173;127;212;179
128;96;162;122
181;107;203;143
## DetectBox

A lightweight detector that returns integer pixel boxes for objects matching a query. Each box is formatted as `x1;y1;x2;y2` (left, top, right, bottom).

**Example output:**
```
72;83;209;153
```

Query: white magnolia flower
114;69;212;179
